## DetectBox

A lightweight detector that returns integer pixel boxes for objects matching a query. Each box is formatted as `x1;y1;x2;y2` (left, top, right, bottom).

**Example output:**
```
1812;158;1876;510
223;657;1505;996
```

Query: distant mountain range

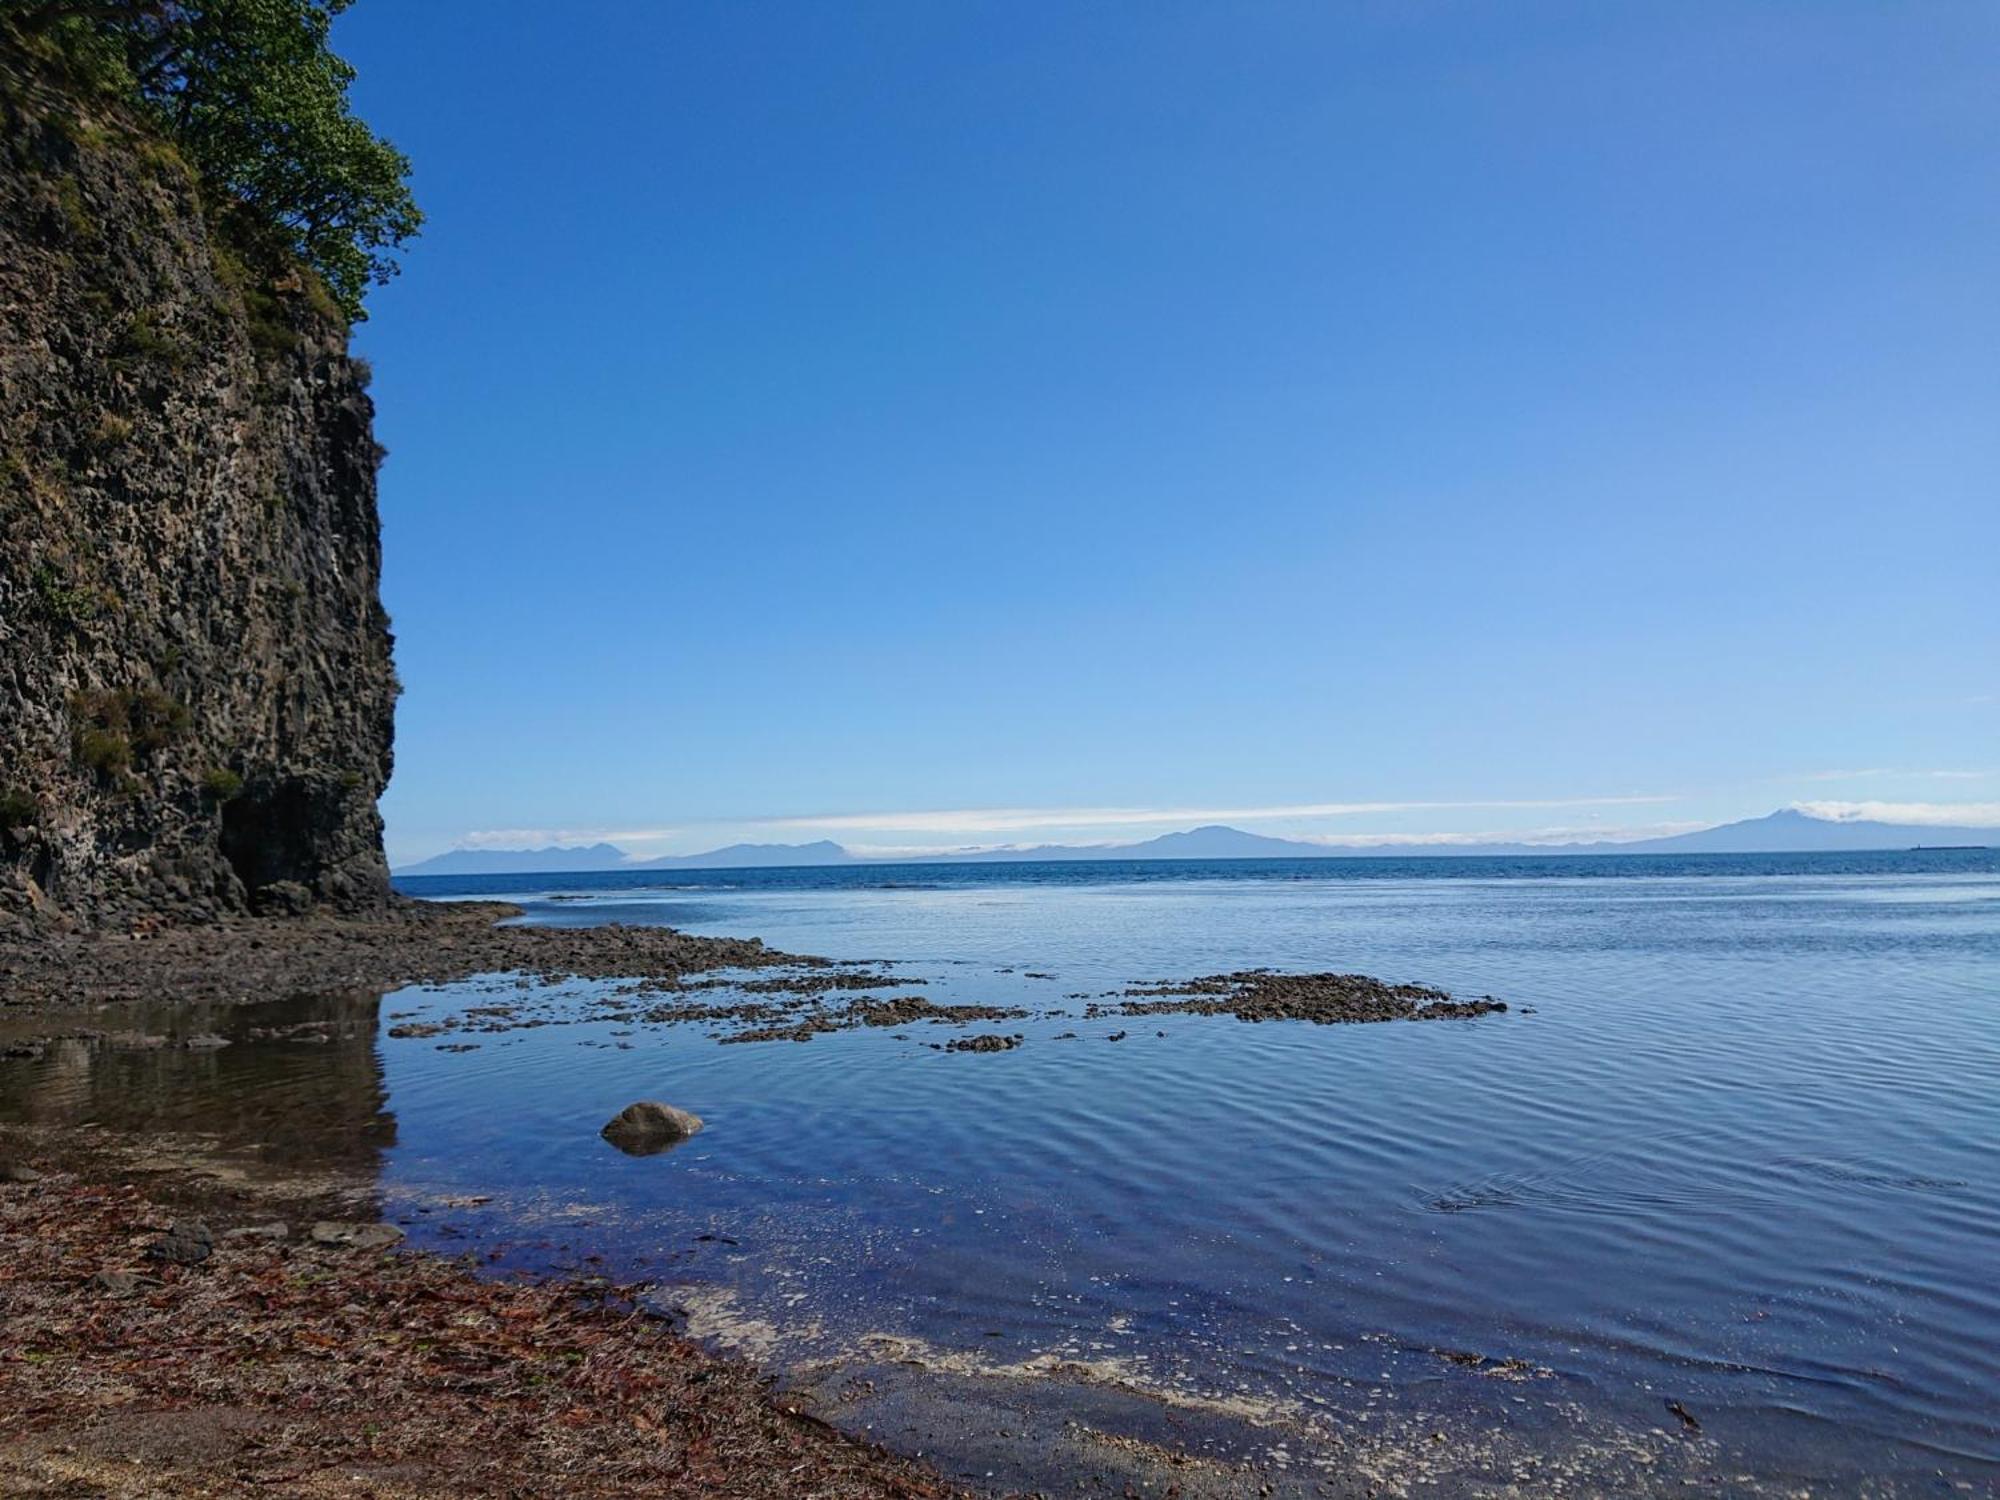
393;808;1993;876
634;839;851;869
394;842;631;875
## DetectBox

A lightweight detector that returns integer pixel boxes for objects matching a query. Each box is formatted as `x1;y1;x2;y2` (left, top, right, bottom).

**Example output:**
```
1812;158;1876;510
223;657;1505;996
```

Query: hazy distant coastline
395;807;1992;876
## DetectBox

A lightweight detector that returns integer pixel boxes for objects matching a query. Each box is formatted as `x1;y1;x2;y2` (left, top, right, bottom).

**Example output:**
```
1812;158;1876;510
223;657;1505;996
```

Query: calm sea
8;851;1998;1493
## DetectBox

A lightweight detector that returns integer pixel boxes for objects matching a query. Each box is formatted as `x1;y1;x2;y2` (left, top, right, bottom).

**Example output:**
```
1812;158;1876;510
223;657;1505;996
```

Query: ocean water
7;851;1998;1493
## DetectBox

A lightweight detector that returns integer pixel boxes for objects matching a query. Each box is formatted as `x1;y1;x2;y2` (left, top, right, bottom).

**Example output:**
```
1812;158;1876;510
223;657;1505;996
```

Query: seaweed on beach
0;1161;964;1499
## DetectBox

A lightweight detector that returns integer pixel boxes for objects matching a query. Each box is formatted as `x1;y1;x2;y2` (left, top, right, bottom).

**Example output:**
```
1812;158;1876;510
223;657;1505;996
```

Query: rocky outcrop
601;1101;705;1156
0;52;397;931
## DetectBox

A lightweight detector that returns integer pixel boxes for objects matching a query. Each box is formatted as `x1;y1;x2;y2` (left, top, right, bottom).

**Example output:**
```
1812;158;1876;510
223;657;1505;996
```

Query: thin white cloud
705;820;1713;858
841;841;1121;859
746;795;1673;836
1795;768;1996;783
461;827;678;851
1791;801;2000;827
1291;821;1711;848
455;795;1679;854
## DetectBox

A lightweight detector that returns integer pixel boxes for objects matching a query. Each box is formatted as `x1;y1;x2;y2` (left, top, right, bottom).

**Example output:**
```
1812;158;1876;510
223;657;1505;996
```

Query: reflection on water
4;852;1998;1494
0;991;396;1173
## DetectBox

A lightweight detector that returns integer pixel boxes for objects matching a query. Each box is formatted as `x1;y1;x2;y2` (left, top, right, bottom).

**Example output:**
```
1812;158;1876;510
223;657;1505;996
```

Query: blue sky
335;2;1999;864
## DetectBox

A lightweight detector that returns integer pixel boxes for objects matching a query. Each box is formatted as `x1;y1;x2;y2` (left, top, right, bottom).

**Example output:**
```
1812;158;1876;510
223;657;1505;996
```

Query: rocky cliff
0;52;397;932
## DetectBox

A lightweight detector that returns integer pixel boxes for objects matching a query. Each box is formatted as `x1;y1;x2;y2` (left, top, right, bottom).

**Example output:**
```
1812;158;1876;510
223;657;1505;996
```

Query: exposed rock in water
942;1033;1021;1053
1100;971;1509;1025
0;46;397;933
847;996;1028;1028
718;1017;839;1045
602;1100;705;1155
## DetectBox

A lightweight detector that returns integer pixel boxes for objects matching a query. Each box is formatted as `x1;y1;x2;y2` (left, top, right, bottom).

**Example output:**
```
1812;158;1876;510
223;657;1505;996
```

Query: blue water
11;851;2000;1492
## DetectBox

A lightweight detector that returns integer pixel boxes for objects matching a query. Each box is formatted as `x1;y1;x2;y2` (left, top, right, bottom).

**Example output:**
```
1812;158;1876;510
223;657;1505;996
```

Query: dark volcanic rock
309;1220;403;1252
222;1222;289;1242
602;1100;705;1155
145;1217;214;1266
1103;970;1509;1025
943;1033;1021;1053
0;49;397;933
847;996;1029;1028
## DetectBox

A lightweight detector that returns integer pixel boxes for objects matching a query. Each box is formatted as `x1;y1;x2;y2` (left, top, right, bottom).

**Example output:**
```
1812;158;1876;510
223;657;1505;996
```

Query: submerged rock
602;1100;704;1156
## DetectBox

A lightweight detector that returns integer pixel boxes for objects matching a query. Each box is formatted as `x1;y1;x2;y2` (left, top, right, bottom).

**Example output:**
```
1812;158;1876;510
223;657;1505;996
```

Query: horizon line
393;800;2000;869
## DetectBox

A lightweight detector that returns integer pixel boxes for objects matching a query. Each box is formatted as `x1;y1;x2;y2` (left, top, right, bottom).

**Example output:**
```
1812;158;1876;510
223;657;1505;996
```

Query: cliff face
0;62;397;932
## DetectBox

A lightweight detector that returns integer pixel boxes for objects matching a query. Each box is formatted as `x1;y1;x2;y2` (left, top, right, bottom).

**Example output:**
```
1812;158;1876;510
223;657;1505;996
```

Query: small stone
601;1100;704;1156
309;1220;403;1251
222;1222;289;1242
145;1218;214;1266
90;1269;154;1296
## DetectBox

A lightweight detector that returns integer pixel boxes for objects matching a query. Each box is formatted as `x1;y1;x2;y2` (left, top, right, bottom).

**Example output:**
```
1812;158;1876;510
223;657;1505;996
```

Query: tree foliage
5;0;419;321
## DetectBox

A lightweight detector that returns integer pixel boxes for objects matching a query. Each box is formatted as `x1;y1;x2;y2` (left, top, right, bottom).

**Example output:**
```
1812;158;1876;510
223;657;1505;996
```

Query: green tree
5;0;419;321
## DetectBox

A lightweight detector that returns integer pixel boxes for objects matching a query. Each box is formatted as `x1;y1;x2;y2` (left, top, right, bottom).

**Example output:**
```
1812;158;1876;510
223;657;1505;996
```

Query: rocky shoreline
1;903;1513;1049
0;899;807;1016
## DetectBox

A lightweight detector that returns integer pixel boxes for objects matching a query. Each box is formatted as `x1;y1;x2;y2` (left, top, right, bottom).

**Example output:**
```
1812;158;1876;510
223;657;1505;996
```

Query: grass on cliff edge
2;0;419;324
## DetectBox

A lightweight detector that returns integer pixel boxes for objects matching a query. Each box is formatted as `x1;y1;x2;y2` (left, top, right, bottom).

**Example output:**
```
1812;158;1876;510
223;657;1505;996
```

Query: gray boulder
601;1100;704;1156
309;1221;404;1251
222;1222;289;1242
145;1218;214;1266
